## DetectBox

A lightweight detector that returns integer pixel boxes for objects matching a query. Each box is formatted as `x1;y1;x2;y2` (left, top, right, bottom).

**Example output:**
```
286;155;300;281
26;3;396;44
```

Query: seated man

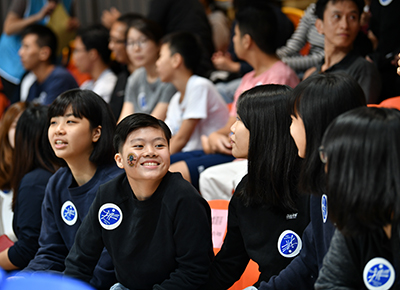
17;24;78;104
73;24;117;103
64;113;213;289
304;0;381;104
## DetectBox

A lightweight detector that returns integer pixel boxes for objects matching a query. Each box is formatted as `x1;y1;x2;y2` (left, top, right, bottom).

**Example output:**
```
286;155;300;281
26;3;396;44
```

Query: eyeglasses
109;37;126;44
126;38;149;49
318;146;328;164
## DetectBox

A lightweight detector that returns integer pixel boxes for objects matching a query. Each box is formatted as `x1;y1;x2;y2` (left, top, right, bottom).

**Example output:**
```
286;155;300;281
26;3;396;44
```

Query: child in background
22;89;121;290
0;102;26;240
156;31;228;155
118;18;176;122
65;113;213;289
0;104;59;270
201;85;309;289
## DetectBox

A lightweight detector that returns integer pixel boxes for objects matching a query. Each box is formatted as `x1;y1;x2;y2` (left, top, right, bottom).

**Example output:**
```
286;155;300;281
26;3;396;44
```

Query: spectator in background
304;0;381;104
118;18;176;122
367;0;400;102
16;25;78;105
108;13;143;120
0;0;78;102
276;3;325;77
0;102;27;242
73;25;117;104
0;104;59;271
199;0;230;53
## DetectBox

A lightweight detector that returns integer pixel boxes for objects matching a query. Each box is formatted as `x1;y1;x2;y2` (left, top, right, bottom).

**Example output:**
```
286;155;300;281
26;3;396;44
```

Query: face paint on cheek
127;153;137;167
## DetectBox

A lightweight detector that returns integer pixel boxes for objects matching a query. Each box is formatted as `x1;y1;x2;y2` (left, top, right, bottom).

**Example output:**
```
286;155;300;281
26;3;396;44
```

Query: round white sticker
277;230;302;258
321;194;328;223
98;203;123;230
379;0;393;6
363;257;395;290
61;201;78;226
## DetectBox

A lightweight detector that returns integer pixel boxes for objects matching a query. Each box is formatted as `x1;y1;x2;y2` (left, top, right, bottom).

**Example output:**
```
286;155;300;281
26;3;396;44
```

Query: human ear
39;46;51;62
114;153;124;169
92;125;102;143
315;19;324;35
242;34;251;50
171;53;182;69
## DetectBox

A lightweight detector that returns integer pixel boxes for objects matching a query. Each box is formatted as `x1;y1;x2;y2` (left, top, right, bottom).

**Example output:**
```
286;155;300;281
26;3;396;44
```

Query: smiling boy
64;113;213;290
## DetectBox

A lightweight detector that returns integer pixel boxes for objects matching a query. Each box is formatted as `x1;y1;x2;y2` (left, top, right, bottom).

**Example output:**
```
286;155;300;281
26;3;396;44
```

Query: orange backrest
0;79;10;119
368;96;400;110
281;7;305;30
208;200;261;290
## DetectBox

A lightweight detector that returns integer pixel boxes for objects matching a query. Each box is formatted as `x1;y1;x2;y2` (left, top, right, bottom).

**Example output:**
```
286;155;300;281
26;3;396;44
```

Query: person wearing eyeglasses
117;18;176;123
72;24;117;104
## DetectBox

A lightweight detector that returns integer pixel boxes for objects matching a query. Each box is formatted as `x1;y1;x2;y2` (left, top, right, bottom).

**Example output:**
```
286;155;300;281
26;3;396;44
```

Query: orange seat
0;79;10;119
208;200;261;290
368;96;400;110
281;7;305;29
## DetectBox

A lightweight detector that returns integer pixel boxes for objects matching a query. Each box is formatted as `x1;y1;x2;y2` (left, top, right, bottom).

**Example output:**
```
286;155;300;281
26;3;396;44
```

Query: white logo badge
61;201;78;226
277;230;302;258
321;194;328;223
379;0;393;6
98;203;123;230
363;257;395;290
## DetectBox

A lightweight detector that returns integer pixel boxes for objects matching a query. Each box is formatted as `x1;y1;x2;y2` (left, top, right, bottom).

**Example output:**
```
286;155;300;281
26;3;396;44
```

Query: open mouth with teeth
56;140;66;144
141;162;159;166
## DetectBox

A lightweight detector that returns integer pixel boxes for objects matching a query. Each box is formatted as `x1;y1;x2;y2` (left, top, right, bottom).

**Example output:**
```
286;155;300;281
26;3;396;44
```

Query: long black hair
237;84;299;212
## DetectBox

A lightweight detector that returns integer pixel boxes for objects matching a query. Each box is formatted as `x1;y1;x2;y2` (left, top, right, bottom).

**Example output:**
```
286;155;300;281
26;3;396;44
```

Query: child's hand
397;53;400;76
212;52;240;73
101;7;121;29
207;132;232;155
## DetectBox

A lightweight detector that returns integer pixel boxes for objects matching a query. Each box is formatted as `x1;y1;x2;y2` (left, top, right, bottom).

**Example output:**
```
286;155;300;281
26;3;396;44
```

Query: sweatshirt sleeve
315;229;359;290
8;180;46;268
200;194;250;290
258;222;318;290
64;193;105;284
23;188;70;272
153;195;213;290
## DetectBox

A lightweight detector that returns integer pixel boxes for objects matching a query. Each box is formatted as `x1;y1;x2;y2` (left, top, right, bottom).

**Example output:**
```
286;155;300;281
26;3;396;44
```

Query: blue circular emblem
98;203;123;230
321;194;328;223
61;201;78;226
363;258;395;290
277;230;302;258
379;0;393;6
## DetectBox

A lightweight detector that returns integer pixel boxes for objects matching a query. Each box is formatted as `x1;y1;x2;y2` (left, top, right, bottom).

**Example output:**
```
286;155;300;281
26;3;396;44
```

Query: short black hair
48;89;116;166
76;24;111;64
117;13;144;26
128;18;163;44
161;31;203;74
315;0;364;20
235;5;278;55
114;113;171;153
322;107;400;236
289;72;366;196
21;24;58;64
237;84;300;212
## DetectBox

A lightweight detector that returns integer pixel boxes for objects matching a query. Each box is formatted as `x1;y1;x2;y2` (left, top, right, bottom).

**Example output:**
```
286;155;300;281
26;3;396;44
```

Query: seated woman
315;107;400;290
200;84;310;289
0;104;59;270
118;18;176;122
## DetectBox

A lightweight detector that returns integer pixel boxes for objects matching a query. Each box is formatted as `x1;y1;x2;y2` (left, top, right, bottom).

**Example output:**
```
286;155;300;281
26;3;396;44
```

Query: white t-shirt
165;75;229;152
80;68;117;103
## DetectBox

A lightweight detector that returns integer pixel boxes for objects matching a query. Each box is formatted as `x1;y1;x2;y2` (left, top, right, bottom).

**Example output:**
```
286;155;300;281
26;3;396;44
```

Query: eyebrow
130;137;167;143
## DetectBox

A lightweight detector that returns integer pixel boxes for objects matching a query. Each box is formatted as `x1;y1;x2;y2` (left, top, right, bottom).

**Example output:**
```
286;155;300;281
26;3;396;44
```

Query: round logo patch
379;0;393;6
277;230;302;258
321;194;328;223
98;203;123;230
61;201;78;226
363;257;395;290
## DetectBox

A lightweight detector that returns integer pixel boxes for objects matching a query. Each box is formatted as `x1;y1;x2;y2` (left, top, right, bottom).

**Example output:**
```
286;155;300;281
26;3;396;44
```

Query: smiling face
48;105;101;165
316;0;360;51
230;115;249;159
126;27;159;68
114;126;170;184
290;114;307;158
109;21;129;64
